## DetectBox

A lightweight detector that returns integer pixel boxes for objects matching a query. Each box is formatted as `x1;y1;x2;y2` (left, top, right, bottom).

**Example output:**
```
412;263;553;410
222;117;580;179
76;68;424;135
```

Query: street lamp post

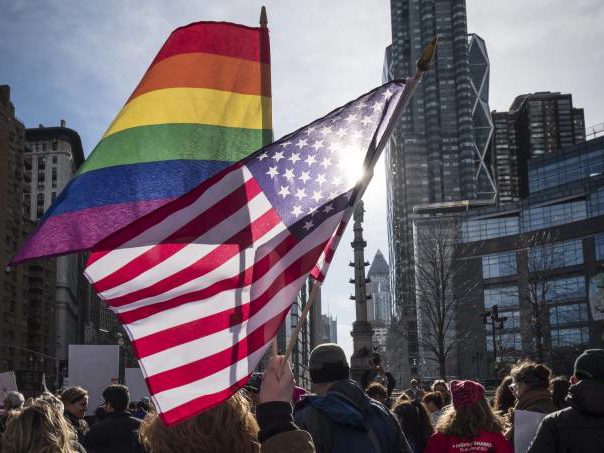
482;305;508;366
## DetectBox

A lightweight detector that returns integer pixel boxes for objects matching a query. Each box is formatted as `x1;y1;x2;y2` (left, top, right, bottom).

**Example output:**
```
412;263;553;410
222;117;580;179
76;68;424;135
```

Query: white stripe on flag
98;191;273;301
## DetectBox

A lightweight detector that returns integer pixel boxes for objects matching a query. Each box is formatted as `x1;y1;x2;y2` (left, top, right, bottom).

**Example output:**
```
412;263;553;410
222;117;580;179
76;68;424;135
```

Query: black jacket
294;379;411;453
83;411;144;453
527;379;604;453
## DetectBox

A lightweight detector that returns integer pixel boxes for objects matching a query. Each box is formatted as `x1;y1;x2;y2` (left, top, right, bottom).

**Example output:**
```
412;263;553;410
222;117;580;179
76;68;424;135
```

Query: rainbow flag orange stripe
13;21;272;263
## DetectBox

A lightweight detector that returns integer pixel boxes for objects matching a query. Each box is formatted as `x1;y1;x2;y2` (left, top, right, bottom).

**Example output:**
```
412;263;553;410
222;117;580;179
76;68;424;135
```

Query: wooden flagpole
260;5;279;359
279;281;322;375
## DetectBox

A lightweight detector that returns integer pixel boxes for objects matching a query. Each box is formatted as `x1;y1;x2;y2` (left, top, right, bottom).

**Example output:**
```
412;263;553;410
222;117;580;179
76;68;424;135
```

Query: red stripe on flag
92;177;262;294
87;164;243;267
146;309;288;394
130;240;328;358
152;22;270;66
158;375;251;426
118;224;297;323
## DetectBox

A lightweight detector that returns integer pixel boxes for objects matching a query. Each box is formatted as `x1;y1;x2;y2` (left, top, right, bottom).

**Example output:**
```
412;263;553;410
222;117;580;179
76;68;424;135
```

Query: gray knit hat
4;391;24;409
309;343;350;384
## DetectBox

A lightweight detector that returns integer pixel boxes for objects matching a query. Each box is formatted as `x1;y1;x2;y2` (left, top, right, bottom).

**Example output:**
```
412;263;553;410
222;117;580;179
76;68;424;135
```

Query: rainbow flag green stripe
13;21;272;263
77;124;272;176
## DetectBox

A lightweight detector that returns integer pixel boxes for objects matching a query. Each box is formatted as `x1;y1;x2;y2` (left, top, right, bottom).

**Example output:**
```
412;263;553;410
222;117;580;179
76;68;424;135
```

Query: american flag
84;79;416;425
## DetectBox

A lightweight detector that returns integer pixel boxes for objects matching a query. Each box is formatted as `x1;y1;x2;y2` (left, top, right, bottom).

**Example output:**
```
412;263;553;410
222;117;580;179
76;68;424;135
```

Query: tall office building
385;0;492;382
367;249;392;325
24;123;87;369
0;86;57;385
493;92;585;202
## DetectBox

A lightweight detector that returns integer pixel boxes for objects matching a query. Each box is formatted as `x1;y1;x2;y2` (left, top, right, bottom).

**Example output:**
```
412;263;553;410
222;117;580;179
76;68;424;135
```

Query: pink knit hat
450;380;485;409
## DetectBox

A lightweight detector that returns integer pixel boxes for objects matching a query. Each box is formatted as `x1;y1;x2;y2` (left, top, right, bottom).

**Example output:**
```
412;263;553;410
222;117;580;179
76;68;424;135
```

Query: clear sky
1;0;603;361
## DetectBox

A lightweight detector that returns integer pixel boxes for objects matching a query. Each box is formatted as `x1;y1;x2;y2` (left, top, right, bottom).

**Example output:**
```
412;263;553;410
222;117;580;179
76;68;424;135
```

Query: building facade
24;123;87;370
492;92;585;203
367;250;391;362
385;0;493;383
0;86;57;388
456;136;604;379
320;314;338;344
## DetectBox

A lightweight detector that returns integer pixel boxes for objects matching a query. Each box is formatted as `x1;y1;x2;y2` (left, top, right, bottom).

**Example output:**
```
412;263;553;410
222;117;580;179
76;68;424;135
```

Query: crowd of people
0;347;602;452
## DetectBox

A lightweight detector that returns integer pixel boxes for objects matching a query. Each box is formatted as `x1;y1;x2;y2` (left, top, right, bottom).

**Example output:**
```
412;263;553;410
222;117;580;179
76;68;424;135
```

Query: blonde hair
1;398;77;453
139;392;259;453
436;398;505;439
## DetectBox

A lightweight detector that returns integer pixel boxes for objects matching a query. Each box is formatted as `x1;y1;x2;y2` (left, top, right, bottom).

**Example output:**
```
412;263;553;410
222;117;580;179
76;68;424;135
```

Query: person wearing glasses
504;360;556;446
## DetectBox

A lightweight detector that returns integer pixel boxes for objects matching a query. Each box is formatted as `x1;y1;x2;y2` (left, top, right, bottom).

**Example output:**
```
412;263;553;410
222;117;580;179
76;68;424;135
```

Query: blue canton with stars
246;81;405;237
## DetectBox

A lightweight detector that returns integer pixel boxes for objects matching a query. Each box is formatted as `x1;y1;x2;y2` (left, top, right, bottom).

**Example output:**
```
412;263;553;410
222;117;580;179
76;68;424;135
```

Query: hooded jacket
527;379;604;453
294;379;411;453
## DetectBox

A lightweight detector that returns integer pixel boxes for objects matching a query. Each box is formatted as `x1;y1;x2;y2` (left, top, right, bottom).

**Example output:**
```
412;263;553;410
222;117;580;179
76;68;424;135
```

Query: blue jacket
294;379;411;453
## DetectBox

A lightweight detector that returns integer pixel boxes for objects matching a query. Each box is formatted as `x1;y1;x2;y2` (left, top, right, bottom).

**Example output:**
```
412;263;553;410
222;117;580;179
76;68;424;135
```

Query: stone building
0;86;57;386
24;123;87;373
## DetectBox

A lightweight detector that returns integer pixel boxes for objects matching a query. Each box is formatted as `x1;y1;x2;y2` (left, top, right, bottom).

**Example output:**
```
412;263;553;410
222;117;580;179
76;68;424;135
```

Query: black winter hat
309;343;350;384
574;349;604;381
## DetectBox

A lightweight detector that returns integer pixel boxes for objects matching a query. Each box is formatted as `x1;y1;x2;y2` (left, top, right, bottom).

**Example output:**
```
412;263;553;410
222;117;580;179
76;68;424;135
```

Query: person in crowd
139;355;315;452
1;396;85;453
528;349;604;453
424;380;512;453
294;343;411;452
431;379;451;406
404;379;424;402
505;360;556;444
0;391;24;434
422;392;444;425
131;397;152;420
492;376;515;416
365;382;389;406
61;386;90;445
83;384;144;453
549;376;571;410
391;397;433;453
361;353;396;398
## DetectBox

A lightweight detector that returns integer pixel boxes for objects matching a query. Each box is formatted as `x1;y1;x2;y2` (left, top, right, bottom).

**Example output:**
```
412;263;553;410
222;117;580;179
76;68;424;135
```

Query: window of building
551;327;589;347
36;193;44;219
500;333;522;352
461;216;519;242
501;310;521;330
482;251;517;278
549;303;588;326
484;285;519;309
537;275;586;303
51;167;57;188
52;155;58;164
596;234;604;261
52;141;58;151
521;200;587;232
529;239;583;271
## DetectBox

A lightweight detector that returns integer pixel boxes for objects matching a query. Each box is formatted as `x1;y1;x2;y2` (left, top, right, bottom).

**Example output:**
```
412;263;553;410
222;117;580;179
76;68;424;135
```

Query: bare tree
518;230;576;363
413;219;477;379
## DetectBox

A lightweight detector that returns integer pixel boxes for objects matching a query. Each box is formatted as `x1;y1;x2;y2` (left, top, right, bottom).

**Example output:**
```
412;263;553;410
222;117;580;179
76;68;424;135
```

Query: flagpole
279;281;322;374
277;37;437;378
261;5;279;360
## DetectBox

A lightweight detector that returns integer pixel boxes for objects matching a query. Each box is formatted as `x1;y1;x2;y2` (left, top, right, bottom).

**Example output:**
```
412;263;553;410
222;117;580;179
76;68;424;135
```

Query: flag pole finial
260;6;268;28
415;36;438;77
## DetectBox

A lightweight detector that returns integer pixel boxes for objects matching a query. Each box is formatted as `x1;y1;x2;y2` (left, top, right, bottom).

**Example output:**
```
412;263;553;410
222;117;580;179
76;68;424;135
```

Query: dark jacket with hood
294;379;411;453
527;379;604;453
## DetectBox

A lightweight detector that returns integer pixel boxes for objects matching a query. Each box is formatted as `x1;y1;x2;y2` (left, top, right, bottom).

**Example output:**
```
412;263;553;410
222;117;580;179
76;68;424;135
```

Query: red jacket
425;430;512;453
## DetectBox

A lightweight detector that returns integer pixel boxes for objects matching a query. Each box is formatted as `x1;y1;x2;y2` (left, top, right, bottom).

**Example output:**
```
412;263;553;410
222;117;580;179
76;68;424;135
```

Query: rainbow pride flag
13;21;272;264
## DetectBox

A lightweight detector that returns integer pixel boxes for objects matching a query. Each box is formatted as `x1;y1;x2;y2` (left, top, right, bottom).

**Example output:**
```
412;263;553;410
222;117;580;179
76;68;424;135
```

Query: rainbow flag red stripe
12;21;271;264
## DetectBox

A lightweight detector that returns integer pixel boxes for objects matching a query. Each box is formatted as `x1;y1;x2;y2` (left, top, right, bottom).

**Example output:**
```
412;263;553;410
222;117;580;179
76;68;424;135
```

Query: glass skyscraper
385;0;493;381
